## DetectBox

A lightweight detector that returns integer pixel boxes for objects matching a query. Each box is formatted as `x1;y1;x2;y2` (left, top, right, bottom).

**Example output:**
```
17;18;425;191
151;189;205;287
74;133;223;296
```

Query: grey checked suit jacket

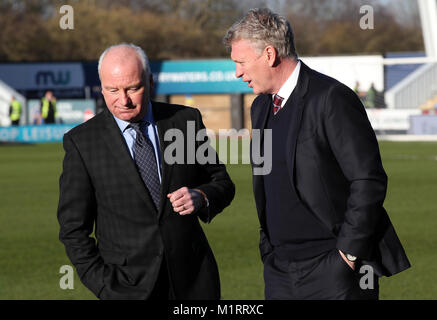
57;102;235;299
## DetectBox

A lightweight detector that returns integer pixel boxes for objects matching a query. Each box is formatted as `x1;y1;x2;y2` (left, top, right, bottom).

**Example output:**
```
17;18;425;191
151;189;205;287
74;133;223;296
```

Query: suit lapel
152;102;175;220
285;62;310;195
284;93;304;194
252;95;271;136
251;94;271;181
99;109;158;214
251;95;271;228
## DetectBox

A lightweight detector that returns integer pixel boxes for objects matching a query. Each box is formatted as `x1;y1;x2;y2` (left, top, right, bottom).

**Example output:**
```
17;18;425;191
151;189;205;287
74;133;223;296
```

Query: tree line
0;0;423;62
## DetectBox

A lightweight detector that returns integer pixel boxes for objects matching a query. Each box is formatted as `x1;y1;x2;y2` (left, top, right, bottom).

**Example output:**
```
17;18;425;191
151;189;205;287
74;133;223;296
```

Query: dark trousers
264;248;379;300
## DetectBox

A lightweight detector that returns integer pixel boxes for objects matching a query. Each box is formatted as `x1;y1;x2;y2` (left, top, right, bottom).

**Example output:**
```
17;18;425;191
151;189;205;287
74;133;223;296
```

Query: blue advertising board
150;60;251;94
0;60;250;97
0;124;78;143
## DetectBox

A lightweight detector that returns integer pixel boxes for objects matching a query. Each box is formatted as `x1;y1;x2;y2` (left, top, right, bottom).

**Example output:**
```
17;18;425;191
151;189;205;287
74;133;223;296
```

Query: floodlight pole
418;0;437;60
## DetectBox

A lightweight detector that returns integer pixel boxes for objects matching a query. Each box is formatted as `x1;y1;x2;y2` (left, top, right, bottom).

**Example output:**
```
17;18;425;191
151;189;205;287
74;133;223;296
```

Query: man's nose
235;65;243;79
119;90;131;106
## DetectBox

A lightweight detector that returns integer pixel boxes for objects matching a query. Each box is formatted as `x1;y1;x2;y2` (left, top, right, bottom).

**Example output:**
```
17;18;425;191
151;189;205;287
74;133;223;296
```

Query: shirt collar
273;60;301;106
113;101;155;132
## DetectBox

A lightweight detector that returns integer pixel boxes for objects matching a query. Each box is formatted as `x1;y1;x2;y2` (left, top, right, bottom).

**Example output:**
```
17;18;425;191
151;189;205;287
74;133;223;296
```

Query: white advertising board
366;109;421;131
302;55;384;92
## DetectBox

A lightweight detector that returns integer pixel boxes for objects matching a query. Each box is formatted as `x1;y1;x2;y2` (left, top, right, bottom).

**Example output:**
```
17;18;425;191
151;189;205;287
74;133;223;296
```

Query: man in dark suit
57;43;235;300
224;8;410;299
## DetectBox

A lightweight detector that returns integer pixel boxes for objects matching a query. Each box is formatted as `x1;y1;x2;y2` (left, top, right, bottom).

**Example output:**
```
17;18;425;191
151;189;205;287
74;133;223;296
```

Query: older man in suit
57;43;235;300
224;8;410;300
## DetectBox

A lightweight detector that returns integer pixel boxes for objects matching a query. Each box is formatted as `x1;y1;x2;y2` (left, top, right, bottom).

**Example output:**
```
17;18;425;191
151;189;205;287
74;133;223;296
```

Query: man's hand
339;250;355;270
167;187;205;215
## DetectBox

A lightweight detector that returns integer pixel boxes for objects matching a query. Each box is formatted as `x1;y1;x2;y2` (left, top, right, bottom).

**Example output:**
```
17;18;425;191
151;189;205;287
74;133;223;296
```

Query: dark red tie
272;94;284;115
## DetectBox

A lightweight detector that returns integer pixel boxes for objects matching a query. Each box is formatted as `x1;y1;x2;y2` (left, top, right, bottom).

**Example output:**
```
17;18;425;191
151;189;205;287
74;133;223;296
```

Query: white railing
0;79;26;126
385;62;437;109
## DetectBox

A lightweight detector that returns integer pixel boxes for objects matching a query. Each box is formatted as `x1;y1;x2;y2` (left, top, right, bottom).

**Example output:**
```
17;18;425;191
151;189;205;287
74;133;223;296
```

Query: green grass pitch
0;141;436;299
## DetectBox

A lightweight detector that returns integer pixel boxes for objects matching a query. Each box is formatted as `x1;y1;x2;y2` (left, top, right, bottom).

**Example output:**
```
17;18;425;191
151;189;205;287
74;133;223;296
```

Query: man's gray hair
97;43;151;80
223;8;297;59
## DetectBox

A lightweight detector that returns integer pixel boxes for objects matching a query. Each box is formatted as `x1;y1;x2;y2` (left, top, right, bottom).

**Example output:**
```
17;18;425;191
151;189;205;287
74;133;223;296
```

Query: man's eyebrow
103;83;143;90
231;57;243;63
127;82;143;88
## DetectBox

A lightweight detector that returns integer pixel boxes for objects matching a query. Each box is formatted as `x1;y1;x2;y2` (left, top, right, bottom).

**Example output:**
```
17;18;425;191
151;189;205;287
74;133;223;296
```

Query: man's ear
265;46;278;67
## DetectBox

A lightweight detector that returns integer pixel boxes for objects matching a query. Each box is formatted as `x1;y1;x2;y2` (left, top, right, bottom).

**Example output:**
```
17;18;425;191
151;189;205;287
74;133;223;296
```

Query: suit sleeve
57;133;106;297
323;84;388;260
192;109;235;223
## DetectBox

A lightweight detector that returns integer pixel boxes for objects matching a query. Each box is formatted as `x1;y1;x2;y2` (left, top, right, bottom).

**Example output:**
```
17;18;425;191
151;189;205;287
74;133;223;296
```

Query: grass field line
386;154;437;161
377;135;437;141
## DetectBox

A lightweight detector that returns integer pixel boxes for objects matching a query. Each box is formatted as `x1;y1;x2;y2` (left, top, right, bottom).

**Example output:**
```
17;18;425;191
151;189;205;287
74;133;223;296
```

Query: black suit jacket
57;101;235;299
251;62;410;277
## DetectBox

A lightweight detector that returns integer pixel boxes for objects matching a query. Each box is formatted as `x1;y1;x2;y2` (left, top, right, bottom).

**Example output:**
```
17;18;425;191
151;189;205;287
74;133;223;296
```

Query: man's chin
249;85;262;95
251;88;261;95
114;108;145;122
112;112;137;122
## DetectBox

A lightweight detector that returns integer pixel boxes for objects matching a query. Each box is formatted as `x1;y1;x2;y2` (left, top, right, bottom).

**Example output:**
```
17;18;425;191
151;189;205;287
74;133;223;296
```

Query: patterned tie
129;122;161;210
272;94;284;115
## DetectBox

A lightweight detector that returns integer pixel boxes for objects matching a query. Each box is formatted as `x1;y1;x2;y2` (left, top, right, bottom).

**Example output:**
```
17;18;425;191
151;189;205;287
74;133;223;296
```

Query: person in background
41;90;57;124
224;8;410;300
354;81;366;105
365;83;377;108
9;96;21;126
354;81;360;95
